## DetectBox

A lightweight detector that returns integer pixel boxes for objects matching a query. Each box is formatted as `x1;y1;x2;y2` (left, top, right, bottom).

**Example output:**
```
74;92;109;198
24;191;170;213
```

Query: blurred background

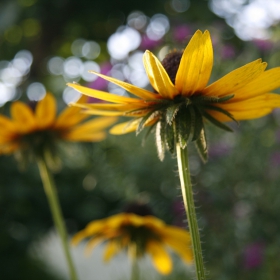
1;0;280;279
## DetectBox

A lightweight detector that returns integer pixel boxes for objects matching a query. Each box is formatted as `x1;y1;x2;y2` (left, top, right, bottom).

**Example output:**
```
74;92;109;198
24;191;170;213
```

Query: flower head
68;30;280;161
72;204;193;275
0;93;117;162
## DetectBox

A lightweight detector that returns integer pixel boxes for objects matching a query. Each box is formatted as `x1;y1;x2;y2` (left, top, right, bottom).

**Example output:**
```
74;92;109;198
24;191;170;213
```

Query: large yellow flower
72;212;193;275
0;93;117;156
68;30;280;160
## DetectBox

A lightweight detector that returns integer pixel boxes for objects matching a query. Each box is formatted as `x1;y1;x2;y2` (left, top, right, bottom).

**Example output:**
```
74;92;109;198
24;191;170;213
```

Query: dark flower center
123;202;153;216
161;50;183;84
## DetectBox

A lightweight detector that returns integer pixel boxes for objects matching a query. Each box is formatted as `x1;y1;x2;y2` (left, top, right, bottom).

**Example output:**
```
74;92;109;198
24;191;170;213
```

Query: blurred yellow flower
68;30;280;160
72;212;193;275
0;93;117;156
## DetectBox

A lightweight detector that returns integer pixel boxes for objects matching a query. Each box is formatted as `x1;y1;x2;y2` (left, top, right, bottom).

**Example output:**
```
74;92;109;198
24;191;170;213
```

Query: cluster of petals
0;93;117;155
68;30;280;134
72;213;193;275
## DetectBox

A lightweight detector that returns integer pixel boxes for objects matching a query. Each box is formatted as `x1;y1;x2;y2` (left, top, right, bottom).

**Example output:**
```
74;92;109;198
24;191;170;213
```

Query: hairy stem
176;143;206;280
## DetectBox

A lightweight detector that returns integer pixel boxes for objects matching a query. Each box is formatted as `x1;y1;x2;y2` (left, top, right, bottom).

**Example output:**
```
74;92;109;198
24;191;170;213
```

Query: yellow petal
103;240;122;262
175;30;213;96
10;101;36;133
88;70;160;100
73;102;150;112
61;117;117;142
67;83;143;104
203;59;267;97
85;236;105;257
207;108;272;122
35;93;56;129
143;50;178;99
161;227;193;264
0;115;17;133
110;116;158;135
232;67;280;101
146;240;172;275
219;93;280;111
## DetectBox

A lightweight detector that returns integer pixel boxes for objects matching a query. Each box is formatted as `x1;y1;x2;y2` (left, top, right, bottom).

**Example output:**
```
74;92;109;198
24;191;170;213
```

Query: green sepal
136;110;157;135
175;109;192;149
215;94;235;103
202;110;234;132
166;104;180;125
192;94;234;105
195;126;208;163
165;122;175;154
203;104;238;124
155;120;166;161
192;107;204;142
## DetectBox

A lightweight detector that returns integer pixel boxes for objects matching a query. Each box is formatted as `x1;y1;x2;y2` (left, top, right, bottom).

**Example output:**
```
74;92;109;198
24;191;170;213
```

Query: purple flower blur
173;24;191;42
243;243;264;269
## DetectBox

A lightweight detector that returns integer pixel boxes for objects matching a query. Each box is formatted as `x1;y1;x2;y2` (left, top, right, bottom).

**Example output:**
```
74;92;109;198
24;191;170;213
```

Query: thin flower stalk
37;155;78;280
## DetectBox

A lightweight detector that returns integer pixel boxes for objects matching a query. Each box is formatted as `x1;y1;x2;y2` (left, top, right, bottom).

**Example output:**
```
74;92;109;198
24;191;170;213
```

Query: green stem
130;259;140;280
37;157;78;280
176;143;206;280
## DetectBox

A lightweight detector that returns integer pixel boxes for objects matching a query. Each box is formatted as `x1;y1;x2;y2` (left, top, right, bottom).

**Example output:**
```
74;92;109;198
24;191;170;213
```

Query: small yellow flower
72;212;193;275
68;30;280;160
0;93;117;157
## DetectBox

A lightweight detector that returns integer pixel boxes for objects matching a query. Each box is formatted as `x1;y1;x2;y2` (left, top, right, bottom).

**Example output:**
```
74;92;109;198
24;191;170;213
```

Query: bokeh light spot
27;82;46;101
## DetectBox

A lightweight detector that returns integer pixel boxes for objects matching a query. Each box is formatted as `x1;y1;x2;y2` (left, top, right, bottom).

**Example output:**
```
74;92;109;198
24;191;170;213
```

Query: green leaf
192;107;204;142
201;110;234;132
165;122;175;154
166;104;180;125
155;120;165;161
195;127;208;163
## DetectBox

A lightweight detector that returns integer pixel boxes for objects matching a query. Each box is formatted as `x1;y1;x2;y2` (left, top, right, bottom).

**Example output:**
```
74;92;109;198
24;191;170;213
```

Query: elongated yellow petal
10;101;36;133
207;108;272;122
81;109;124;116
143;50;178;99
146;240;172;275
110;116;159;134
55;95;89;128
72;101;149;112
232;67;280;101
67;83;143;104
85;236;105;257
103;240;122;262
176;30;213;96
61;117;117;142
203;59;267;97
219;93;280;111
160;227;193;263
88;70;160;100
0;115;17;133
35;93;56;129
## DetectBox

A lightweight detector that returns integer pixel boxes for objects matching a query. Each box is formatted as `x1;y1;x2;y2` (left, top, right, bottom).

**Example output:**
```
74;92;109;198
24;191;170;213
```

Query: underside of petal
146;240;172;275
88;70;160;100
176;30;213;96
67;83;144;104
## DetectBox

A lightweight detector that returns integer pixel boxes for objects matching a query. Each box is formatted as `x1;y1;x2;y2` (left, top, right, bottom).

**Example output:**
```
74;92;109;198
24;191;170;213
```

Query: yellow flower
67;30;280;160
0;93;117;156
72;212;193;275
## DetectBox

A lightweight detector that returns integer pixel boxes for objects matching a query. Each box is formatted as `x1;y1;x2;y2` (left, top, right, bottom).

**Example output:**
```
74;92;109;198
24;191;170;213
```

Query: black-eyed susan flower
72;203;193;275
0;92;117;161
68;30;280;161
0;92;117;280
